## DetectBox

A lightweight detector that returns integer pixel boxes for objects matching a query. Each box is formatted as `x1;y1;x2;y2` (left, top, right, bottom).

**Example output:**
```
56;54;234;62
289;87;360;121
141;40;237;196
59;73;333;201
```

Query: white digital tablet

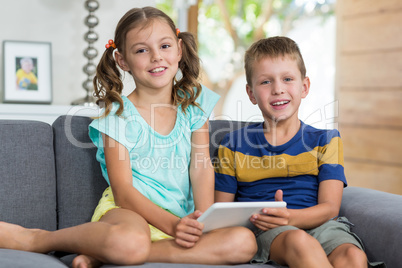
197;201;287;233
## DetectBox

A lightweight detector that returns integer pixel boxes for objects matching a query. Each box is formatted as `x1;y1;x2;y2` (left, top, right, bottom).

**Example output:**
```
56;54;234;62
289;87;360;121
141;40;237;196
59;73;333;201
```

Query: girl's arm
103;134;180;236
189;120;215;212
251;180;344;230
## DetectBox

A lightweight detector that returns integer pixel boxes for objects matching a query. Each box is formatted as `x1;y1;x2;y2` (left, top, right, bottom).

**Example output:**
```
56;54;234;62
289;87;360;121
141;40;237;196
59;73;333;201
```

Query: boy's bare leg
148;226;257;265
0;208;151;266
328;243;368;268
269;229;332;268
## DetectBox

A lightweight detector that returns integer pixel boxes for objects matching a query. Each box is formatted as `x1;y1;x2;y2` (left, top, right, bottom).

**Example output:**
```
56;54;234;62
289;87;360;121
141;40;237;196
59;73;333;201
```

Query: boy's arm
289;179;343;228
252;180;343;230
215;190;235;202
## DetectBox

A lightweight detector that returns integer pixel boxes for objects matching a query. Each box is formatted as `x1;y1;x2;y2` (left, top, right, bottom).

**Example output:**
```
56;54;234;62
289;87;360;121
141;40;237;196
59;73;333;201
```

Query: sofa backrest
53;115;107;229
209;120;252;159
0;120;57;230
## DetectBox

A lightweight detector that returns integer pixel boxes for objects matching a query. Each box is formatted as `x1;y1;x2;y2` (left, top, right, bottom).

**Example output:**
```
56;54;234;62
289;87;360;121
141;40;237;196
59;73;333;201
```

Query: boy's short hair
244;36;306;86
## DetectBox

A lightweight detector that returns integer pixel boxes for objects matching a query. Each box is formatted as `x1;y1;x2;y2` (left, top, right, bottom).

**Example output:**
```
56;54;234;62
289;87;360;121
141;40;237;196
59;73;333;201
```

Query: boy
214;37;384;268
16;57;38;90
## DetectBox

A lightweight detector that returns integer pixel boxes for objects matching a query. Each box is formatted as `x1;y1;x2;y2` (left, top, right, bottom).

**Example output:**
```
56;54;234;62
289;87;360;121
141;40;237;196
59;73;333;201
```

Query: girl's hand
174;210;204;248
250;189;290;231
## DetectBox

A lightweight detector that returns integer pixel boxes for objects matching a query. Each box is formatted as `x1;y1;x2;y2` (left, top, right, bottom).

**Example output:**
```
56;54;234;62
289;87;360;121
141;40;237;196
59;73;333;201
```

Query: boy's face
21;61;33;73
246;56;310;123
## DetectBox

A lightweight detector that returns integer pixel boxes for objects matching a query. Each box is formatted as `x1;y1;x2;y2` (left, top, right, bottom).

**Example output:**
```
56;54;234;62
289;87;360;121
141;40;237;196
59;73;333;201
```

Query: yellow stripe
215;137;344;183
317;137;344;167
214;145;236;177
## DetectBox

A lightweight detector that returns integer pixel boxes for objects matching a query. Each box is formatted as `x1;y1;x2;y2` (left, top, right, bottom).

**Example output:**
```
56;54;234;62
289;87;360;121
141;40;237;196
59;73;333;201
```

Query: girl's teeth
151;67;165;73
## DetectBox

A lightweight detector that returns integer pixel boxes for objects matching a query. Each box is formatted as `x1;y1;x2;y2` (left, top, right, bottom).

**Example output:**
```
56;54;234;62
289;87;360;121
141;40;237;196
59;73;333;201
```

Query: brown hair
244;36;306;86
93;6;201;117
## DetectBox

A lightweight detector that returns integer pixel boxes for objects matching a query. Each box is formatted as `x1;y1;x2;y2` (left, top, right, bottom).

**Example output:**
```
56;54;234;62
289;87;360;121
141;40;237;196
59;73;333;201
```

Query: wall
336;0;402;194
0;0;154;105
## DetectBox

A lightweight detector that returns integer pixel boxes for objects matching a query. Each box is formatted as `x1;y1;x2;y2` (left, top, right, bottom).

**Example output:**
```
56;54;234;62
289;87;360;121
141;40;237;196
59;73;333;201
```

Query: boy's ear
301;76;310;98
115;51;130;72
246;84;257;105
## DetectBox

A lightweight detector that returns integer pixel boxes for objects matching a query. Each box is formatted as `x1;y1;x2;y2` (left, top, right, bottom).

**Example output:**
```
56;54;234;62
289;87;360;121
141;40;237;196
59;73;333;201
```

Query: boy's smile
246;56;310;125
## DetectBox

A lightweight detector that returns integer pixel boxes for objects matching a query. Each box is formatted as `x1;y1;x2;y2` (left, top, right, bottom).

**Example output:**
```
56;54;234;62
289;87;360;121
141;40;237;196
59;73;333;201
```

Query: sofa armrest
340;187;402;267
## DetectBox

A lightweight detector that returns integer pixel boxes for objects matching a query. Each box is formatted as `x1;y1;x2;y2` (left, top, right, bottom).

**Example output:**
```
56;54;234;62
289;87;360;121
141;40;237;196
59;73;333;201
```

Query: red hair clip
105;39;116;49
176;28;180;37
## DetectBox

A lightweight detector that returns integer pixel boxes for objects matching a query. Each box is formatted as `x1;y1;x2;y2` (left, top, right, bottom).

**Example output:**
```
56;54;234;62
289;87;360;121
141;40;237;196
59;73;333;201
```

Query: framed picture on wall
2;40;52;104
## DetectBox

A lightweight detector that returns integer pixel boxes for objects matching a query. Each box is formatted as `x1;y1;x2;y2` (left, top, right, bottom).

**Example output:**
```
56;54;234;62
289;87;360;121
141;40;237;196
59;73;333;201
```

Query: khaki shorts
252;217;379;265
91;187;173;242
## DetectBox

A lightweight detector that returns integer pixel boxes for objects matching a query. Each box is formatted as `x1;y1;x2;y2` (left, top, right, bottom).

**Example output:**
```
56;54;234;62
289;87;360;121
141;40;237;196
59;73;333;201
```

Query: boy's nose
272;82;285;95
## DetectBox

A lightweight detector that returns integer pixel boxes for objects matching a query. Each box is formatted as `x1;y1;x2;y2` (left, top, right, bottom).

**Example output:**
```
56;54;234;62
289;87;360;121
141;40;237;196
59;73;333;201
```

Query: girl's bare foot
72;254;102;268
0;221;43;252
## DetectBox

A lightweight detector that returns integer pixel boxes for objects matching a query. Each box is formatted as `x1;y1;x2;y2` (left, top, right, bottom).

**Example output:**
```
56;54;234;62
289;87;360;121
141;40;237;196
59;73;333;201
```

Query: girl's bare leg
148;226;257;265
0;208;151;266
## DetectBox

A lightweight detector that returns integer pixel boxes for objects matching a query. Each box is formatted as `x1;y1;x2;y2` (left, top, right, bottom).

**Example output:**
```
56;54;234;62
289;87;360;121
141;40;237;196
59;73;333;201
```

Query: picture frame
2;40;52;104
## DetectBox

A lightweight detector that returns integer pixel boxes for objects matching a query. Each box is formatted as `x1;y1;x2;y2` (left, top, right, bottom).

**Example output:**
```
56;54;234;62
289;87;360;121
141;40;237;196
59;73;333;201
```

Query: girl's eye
161;44;171;49
136;48;147;54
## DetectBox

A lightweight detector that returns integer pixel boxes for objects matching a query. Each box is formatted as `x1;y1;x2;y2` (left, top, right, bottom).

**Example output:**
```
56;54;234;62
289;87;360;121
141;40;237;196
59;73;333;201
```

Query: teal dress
89;85;220;218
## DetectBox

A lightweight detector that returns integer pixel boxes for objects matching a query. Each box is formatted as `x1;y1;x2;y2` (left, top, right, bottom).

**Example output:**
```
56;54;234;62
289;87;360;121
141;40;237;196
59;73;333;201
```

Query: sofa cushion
341;187;401;267
0;249;67;268
0;120;57;230
53;115;107;229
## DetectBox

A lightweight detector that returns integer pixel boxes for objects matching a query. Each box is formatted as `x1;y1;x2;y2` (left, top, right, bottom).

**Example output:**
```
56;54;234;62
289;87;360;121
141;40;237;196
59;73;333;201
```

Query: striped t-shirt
214;121;347;209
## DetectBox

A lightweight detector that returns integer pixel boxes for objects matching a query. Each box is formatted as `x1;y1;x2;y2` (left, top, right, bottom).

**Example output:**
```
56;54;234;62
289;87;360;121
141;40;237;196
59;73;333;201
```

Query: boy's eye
284;78;293;82
261;80;271;85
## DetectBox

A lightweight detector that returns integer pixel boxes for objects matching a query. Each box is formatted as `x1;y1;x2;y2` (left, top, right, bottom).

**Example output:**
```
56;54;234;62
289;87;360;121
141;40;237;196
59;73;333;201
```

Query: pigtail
93;48;124;117
174;31;202;112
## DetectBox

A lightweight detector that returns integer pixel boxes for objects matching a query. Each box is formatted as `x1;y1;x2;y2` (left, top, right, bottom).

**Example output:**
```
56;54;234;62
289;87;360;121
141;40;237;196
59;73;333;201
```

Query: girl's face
246;56;310;124
116;19;182;93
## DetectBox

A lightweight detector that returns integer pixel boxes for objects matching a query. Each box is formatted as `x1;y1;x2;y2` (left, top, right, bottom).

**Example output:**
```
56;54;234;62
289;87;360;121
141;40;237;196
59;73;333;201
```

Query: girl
0;6;257;268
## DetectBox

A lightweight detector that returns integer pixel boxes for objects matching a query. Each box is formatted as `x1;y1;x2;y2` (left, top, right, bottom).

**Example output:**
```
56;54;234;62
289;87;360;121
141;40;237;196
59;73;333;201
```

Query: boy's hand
250;189;290;231
174;210;204;248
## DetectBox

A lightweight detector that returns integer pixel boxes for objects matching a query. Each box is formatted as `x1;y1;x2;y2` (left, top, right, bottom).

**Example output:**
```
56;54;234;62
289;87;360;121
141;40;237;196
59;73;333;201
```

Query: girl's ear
115;51;130;72
246;84;257;105
178;39;183;61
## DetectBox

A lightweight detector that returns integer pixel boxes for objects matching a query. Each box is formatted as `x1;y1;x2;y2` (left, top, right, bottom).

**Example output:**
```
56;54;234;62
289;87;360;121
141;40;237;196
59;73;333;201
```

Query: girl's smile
149;66;168;76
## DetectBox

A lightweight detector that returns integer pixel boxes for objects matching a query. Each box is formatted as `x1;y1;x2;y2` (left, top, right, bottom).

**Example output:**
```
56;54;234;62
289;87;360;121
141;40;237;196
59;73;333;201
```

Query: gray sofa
0;115;399;268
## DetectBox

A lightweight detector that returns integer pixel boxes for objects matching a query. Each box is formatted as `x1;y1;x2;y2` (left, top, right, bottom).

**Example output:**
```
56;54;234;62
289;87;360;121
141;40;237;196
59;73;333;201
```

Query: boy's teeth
272;101;289;106
150;67;165;73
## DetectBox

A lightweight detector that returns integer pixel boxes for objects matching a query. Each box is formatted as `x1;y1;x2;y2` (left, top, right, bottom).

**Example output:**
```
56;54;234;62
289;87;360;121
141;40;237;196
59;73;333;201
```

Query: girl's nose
151;50;162;62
